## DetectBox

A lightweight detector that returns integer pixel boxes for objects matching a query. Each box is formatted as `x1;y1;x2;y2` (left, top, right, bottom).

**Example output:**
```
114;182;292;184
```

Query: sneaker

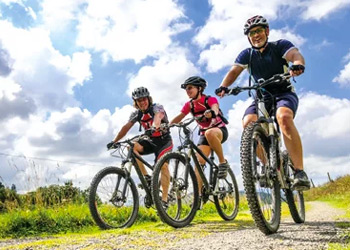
292;170;311;191
161;200;169;211
197;196;203;210
218;161;229;179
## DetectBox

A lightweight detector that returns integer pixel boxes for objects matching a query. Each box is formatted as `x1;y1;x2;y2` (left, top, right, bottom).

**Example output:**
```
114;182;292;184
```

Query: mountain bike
89;133;159;229
152;118;239;228
225;73;305;235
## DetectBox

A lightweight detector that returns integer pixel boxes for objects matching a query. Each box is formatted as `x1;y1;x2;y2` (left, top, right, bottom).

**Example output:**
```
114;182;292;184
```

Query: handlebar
167;117;196;129
226;72;291;96
108;133;151;151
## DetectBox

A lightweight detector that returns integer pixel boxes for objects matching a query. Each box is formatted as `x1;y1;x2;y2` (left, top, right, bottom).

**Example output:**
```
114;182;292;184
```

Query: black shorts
244;91;299;118
139;134;173;161
197;126;228;146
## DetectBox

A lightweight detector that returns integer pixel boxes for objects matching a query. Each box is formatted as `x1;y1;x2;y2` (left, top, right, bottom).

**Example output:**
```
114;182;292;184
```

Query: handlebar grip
228;87;241;96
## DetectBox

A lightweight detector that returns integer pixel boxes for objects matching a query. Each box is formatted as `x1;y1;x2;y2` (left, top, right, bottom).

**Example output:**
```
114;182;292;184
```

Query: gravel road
0;201;349;250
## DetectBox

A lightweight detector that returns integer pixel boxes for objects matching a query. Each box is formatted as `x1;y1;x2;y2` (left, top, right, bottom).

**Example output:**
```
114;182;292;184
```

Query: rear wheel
89;166;139;229
240;122;281;235
214;168;239;220
152;152;199;228
283;151;305;223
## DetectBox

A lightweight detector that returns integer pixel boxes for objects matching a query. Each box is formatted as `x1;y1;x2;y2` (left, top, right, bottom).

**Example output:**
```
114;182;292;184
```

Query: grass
3;176;350;249
0;196;250;239
0;196;253;249
304;175;350;249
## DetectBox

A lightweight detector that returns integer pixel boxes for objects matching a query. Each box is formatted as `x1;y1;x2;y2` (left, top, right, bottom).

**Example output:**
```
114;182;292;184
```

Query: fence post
327;172;334;183
310;179;315;188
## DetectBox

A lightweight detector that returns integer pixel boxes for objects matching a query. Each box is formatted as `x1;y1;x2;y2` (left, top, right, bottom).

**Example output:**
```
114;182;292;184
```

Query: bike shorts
243;91;299;118
197;126;228;146
139;134;173;161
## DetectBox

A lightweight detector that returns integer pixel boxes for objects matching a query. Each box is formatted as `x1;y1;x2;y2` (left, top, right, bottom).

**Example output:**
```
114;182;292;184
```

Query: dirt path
163;201;349;250
0;201;349;250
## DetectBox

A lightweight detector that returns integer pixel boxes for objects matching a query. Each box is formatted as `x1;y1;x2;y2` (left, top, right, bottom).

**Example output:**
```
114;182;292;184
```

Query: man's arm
152;111;165;129
113;121;134;143
285;48;305;76
217;65;244;97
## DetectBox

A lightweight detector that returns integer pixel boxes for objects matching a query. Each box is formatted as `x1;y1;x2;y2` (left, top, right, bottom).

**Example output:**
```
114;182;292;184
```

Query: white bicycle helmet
244;15;269;35
132;87;150;100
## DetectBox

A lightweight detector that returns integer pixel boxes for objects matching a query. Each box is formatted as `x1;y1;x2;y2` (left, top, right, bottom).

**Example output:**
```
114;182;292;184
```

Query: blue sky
0;0;350;192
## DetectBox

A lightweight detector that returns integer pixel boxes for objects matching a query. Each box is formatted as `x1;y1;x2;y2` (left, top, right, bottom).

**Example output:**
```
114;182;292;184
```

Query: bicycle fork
267;121;288;190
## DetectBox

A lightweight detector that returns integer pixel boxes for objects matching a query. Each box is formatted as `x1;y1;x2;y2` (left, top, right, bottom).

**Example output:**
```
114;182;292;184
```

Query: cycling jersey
129;103;173;160
129;103;169;137
181;95;226;135
235;39;296;94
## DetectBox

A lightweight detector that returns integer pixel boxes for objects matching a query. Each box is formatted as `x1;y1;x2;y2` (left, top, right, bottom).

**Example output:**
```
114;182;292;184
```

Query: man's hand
107;141;116;150
215;86;229;97
145;127;157;137
289;64;305;76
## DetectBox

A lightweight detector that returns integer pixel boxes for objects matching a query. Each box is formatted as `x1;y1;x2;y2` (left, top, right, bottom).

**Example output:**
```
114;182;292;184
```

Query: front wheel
283;151;305;223
89;166;139;229
152;152;199;228
214;168;239;221
240;122;281;235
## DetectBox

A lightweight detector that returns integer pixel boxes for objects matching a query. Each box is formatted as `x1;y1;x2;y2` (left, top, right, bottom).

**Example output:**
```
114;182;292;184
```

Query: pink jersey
181;95;226;134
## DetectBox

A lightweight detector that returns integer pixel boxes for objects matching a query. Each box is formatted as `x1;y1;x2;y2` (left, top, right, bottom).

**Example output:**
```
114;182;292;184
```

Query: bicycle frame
111;136;155;203
229;73;292;189
174;121;220;197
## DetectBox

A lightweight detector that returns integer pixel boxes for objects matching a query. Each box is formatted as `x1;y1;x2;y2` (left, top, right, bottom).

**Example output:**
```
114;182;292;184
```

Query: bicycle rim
152;152;199;228
214;168;239;221
241;122;281;234
89;167;139;229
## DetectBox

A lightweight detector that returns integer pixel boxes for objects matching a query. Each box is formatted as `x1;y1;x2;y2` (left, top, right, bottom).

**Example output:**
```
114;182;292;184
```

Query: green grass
304;175;350;249
0;196;250;239
0;196;253;249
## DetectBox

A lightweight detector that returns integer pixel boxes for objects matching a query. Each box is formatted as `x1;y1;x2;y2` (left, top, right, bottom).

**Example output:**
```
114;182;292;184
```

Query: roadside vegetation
1;175;349;250
0;180;250;239
304;174;350;249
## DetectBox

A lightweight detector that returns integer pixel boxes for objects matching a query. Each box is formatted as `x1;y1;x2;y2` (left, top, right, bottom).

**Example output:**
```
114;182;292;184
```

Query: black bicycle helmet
181;76;207;89
132;86;150;100
244;15;269;35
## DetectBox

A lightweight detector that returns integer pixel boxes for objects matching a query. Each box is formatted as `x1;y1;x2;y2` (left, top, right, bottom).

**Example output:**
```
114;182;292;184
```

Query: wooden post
327;172;334;182
310;179;315;188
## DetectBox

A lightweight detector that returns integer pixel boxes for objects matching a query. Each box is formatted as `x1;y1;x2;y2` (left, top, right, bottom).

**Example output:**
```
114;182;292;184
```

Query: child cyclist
171;76;230;206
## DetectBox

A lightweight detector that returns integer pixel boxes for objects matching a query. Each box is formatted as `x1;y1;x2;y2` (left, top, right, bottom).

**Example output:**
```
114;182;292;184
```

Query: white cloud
299;0;350;21
67;51;92;91
127;47;199;119
75;0;191;63
304;155;350;185
296;92;350;157
0;78;20;101
309;39;332;51
0;0;23;5
333;54;350;88
40;0;87;31
0;20;92;111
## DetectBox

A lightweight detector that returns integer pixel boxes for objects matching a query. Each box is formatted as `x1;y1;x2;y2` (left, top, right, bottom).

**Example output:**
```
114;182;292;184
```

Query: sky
0;0;350;192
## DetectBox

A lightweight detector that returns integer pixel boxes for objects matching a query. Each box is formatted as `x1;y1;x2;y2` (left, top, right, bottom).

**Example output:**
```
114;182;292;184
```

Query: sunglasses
136;97;148;102
248;27;265;37
185;86;194;91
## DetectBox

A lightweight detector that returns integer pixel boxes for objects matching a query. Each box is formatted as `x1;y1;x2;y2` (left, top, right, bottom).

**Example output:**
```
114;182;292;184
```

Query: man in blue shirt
216;15;310;190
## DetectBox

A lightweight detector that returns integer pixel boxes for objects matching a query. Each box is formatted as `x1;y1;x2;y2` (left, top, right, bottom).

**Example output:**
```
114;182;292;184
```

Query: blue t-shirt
234;39;296;94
